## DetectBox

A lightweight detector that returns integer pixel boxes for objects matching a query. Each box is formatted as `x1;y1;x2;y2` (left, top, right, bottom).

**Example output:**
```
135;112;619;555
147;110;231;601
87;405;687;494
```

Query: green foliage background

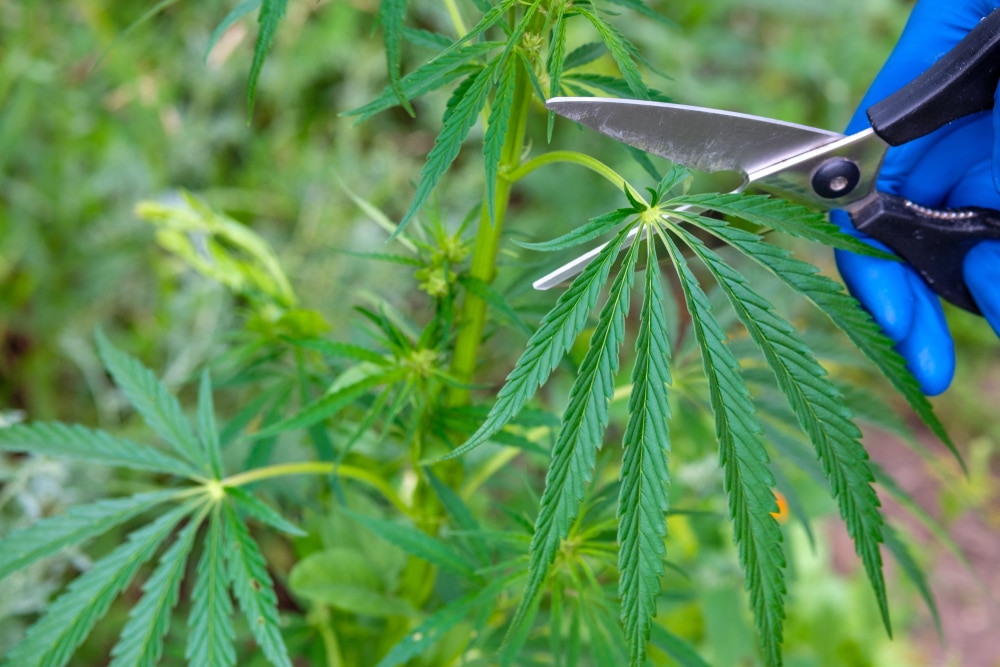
2;1;999;666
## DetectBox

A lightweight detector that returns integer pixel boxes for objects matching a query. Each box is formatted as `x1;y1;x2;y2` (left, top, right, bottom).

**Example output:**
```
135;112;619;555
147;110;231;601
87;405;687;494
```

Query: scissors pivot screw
812;158;861;199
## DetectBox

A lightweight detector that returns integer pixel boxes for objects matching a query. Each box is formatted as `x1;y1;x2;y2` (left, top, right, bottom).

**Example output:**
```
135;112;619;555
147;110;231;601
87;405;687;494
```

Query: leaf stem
507;150;646;204
221;462;412;517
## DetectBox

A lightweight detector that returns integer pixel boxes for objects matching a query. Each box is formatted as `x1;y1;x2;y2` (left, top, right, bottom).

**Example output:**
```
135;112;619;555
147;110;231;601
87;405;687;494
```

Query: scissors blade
545;97;842;177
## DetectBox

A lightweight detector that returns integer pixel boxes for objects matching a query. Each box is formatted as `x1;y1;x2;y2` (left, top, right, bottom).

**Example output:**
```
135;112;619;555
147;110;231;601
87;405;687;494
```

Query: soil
836;424;1000;667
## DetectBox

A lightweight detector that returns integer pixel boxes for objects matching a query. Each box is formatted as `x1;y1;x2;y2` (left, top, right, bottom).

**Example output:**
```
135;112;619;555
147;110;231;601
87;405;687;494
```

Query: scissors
536;7;1000;314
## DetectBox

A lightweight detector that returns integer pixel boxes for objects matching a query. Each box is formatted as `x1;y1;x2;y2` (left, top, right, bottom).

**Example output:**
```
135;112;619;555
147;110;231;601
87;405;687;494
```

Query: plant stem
221;462;412;517
447;62;532;404
444;0;468;37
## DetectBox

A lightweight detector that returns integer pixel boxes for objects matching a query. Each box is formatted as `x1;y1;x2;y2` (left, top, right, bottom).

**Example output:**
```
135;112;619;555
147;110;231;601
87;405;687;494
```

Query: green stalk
447;61;532;404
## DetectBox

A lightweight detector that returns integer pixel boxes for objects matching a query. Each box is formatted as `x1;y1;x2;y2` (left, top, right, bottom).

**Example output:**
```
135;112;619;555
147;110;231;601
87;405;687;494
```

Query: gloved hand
832;0;1000;395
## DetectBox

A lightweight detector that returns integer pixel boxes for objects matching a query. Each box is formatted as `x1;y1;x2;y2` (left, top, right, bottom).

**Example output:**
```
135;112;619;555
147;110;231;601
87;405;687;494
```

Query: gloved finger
895;114;1000;207
964;241;1000;338
895;269;955;396
834;245;915;342
844;0;1000;134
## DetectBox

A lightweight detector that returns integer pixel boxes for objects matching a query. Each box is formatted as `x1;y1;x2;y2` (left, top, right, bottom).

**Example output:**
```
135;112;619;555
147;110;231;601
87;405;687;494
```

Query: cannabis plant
0;1;958;666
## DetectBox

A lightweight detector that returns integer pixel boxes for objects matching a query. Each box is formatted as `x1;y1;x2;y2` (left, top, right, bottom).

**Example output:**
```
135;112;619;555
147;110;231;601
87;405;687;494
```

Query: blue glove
832;0;1000;395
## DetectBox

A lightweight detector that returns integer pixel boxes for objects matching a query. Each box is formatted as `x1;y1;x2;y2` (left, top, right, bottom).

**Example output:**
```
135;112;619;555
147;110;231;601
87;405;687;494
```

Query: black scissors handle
848;7;1000;313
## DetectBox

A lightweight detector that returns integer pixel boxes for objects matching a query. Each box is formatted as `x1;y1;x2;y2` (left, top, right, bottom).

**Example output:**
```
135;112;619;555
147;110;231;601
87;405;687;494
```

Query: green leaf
344;42;501;122
0;490;179;584
380;0;413;116
507;232;641;641
442;224;635;460
672;193;893;259
96;330;206;474
247;0;287;118
251;367;406;438
226;486;306;536
0;422;201;479
562;73;670;101
676;207;956;462
485;56;518;225
676;222;890;636
883;523;942;641
515;208;635;253
575;7;648;99
562;42;606;72
618;238;672;666
109;505;207;667
605;0;676;27
4;501;199;667
223;501;292;667
546;2;568;140
375;577;510;667
198;370;224;478
658;230;786;667
288;548;415;617
398;58;499;235
403;26;452;50
186;508;236;667
281;337;391;366
205;0;261;61
347;511;476;578
649;623;712;667
424;468;490;566
457;275;533;337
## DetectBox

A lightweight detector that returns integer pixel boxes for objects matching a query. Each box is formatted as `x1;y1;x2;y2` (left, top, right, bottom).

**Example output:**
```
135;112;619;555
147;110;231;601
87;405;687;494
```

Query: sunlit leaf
618;236;672;665
508;233;641;641
659;230;786;666
442;224;634;460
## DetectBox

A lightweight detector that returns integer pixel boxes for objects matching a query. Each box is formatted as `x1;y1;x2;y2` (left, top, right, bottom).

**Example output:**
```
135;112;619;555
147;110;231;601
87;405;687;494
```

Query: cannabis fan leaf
0;334;298;667
448;167;951;667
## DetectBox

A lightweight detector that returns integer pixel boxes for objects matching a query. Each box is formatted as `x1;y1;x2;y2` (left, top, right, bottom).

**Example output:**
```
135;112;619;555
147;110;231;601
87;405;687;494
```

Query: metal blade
546;97;842;177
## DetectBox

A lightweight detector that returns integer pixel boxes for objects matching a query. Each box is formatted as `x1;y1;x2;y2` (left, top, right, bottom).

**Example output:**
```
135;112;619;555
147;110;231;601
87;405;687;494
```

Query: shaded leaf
4;501;199;667
205;0;261;61
247;0;288;117
380;0;413;115
226;486;306;536
347;511;476;578
186;508;236;667
223;502;291;667
198;370;224;478
0;490;179;584
110;505;207;667
96;330;206;473
0;422;201;479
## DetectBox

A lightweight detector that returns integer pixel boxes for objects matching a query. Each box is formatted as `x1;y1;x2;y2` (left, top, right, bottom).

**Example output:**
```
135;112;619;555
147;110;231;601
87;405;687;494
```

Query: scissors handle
867;7;1000;145
851;193;1000;313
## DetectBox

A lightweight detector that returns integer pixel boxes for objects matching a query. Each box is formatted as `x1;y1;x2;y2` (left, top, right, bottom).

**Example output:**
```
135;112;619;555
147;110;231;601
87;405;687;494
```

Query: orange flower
770;490;789;524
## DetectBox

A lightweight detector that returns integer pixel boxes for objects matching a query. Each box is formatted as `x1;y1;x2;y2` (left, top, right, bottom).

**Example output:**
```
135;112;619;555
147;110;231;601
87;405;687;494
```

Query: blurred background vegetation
2;0;998;665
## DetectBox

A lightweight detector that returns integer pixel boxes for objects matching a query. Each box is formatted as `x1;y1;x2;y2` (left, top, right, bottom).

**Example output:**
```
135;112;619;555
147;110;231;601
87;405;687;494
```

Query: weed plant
0;2;970;666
